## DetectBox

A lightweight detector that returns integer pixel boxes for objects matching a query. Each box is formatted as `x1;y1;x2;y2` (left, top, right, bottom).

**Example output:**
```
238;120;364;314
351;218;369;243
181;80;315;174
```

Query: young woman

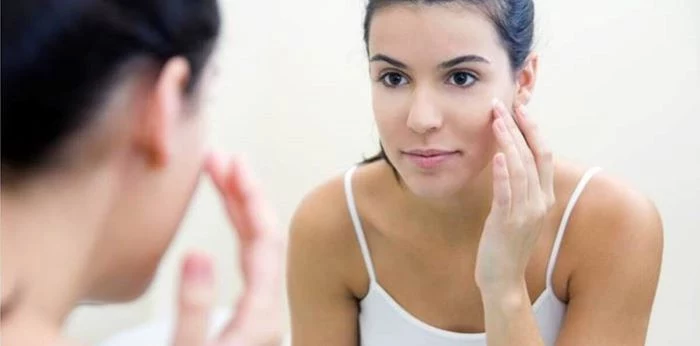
1;1;284;345
288;1;663;345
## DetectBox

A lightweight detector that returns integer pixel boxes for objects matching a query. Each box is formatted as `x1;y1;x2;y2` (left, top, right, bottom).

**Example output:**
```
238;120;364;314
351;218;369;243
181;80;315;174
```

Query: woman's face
368;4;531;199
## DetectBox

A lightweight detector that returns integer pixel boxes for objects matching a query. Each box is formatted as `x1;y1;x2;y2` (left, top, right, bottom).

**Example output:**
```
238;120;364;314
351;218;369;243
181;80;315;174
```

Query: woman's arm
480;283;546;345
556;180;663;345
287;182;362;346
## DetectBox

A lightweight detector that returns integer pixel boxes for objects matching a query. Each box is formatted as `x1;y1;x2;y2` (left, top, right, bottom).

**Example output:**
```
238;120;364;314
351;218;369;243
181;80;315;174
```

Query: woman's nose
406;89;443;134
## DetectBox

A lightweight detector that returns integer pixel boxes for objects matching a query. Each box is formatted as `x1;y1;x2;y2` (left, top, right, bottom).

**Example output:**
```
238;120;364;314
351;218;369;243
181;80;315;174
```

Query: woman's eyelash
446;70;479;87
374;70;480;88
378;71;409;87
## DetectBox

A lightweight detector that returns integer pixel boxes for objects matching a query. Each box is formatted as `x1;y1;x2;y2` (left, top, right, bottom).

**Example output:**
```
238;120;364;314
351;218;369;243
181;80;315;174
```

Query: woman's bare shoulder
554;160;663;287
290;170;355;249
288;164;384;295
555;161;661;243
289;161;390;248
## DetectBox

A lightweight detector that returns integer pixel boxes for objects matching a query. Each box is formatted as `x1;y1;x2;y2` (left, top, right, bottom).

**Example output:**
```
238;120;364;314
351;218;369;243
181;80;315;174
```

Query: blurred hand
172;154;286;346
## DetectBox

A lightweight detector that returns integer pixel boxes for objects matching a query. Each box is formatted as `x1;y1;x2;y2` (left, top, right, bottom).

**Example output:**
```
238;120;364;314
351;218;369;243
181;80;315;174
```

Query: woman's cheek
445;92;493;130
373;88;410;133
443;95;498;160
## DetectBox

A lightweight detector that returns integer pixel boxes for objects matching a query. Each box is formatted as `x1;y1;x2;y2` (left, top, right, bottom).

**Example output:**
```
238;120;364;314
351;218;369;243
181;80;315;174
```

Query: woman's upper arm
287;181;361;346
556;179;663;346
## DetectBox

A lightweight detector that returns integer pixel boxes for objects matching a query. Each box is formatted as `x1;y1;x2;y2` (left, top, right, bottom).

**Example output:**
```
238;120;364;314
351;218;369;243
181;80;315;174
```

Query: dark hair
360;0;535;170
1;0;221;184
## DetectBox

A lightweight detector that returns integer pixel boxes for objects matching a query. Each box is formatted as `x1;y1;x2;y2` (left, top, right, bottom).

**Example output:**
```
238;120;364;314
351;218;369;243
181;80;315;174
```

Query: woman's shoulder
555;161;661;238
288;163;383;294
290;169;353;243
554;160;663;278
289;161;388;242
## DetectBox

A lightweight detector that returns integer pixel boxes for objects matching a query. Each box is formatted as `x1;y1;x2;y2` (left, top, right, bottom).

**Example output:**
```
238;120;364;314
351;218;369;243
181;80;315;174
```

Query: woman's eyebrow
439;55;491;69
369;54;408;69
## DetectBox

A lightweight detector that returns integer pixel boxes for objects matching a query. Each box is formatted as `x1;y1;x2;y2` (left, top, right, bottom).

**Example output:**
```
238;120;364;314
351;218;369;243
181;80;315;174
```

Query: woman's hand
474;99;555;297
172;154;286;346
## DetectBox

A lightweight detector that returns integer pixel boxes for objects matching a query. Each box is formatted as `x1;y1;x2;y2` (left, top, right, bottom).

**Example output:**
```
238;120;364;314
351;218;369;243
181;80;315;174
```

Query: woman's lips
402;149;460;169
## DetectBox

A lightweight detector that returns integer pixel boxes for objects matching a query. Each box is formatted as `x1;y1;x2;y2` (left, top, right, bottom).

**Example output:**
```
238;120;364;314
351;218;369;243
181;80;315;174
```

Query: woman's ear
137;57;191;168
514;53;538;107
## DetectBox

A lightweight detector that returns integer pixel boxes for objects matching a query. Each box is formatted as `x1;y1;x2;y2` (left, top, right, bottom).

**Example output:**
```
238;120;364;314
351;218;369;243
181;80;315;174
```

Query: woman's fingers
493;99;542;206
217;239;285;346
206;154;277;241
205;153;285;346
173;253;216;346
490;152;511;217
514;104;555;205
227;158;278;241
492;102;528;209
205;153;246;233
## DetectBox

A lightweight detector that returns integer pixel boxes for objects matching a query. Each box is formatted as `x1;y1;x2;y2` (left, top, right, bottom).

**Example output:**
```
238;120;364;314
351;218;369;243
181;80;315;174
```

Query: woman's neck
394;163;495;244
1;170;116;338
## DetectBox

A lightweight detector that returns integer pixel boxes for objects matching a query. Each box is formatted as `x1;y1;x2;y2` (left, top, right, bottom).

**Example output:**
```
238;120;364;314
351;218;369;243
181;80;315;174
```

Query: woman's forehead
367;4;505;66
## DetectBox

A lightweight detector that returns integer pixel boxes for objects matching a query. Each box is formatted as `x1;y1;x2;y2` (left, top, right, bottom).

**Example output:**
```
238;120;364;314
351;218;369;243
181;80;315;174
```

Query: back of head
1;0;221;185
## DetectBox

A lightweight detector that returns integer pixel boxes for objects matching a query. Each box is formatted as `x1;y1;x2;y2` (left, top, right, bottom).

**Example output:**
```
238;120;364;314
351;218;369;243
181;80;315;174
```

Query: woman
287;0;663;345
1;1;284;345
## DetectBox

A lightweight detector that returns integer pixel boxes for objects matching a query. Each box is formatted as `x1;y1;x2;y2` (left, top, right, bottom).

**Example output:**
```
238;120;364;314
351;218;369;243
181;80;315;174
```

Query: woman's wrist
478;278;530;311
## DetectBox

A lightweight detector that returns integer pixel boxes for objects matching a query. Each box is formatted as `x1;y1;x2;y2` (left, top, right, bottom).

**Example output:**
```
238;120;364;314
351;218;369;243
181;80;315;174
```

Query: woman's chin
398;165;488;201
401;173;465;200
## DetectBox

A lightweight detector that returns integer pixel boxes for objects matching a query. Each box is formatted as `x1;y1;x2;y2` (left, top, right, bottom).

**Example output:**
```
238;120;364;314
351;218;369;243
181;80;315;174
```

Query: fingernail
492;99;503;118
183;253;213;284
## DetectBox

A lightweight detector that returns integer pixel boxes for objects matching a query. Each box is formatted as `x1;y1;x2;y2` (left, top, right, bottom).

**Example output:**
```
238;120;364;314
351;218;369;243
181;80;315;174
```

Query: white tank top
343;166;601;346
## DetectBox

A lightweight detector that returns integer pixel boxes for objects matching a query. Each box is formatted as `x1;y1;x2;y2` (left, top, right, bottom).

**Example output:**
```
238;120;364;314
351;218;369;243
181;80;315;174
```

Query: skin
1;57;285;346
288;4;663;345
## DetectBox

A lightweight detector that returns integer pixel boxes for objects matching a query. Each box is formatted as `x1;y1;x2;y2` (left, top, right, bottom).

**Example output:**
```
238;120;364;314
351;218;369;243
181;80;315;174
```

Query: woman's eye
448;71;477;87
381;72;408;87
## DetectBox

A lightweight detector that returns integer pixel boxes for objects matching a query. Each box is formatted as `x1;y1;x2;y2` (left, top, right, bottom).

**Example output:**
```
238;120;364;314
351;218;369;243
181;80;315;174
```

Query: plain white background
64;0;700;344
